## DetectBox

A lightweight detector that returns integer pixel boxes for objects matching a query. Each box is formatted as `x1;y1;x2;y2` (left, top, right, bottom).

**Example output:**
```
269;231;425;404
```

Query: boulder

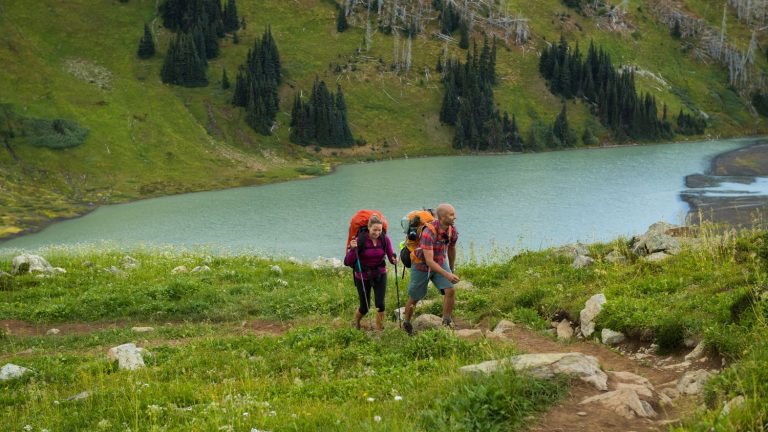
555;243;590;259
311;257;343;270
720;395;746;417
492;320;516;335
604;250;627;264
121;255;140;269
601;328;626;345
191;265;211;273
460;352;608;391
572;255;595;269
171;266;188;274
0;364;32;381
580;388;657;419
412;314;443;331
676;370;713;395
631;222;682;256
270;265;283;275
556;320;574;341
107;343;146;371
643;252;671;262
12;254;53;275
580;293;607;338
684;341;707;361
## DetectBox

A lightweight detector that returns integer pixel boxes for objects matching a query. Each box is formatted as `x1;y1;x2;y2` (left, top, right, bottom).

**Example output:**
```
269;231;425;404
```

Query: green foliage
0;104;88;149
676;109;707;135
137;24;156;59
290;79;354;147
421;367;567;431
160;31;208;87
232;27;281;135
751;91;768;117
222;0;240;33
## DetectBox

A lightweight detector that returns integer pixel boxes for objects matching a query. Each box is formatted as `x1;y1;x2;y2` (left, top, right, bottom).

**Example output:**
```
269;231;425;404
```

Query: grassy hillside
1;223;767;429
2;0;768;239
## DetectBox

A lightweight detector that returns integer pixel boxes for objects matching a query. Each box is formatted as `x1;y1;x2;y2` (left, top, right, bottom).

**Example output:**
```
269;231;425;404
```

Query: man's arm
424;249;459;283
447;245;456;272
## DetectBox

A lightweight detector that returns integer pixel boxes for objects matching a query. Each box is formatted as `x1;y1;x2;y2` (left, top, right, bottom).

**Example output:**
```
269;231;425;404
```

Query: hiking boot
403;320;413;336
442;317;454;329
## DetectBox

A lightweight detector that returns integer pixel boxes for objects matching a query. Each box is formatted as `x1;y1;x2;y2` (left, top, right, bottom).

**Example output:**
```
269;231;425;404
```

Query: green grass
2;223;768;429
2;0;768;239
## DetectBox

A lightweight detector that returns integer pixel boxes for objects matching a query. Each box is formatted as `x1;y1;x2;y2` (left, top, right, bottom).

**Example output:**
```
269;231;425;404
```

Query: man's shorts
407;261;454;300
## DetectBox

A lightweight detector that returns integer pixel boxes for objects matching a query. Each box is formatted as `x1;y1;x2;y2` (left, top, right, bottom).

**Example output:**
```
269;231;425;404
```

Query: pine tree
161;32;208;87
223;0;240;33
221;68;230;89
336;6;348;33
137;24;156;59
459;20;469;49
552;104;571;147
671;19;682;39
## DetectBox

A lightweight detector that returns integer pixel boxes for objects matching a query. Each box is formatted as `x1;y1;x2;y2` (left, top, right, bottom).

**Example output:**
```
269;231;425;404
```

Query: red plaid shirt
414;220;458;272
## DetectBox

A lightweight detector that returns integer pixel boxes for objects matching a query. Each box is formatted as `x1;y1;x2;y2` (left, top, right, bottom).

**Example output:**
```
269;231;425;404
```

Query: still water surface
0;139;758;259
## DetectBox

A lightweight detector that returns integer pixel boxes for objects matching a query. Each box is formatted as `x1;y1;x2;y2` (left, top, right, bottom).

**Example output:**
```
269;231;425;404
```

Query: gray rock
270;265;283;275
413;314;443;331
580;293;607;338
609;371;652;387
556;320;574;341
460;352;608;391
604;250;627;264
631;222;682;256
580;388;657;419
720;395;746;417
393;307;406;321
676;370;713;395
107;343;146;371
660;387;680;400
454;280;474;290
601;328;626;345
311;257;343;269
556;243;590;259
46;328;60;336
684;341;707;361
0;363;32;381
492;320;516;335
82;261;94;268
683;337;701;348
643;252;671;262
65;391;92;401
131;327;154;333
171;265;188;274
12;254;53;275
121;255;140;270
105;266;124;275
51;267;67;275
191;265;211;273
572;255;595;269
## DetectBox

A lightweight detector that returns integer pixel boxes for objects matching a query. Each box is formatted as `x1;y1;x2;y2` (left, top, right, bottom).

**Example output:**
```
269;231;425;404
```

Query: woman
344;215;397;330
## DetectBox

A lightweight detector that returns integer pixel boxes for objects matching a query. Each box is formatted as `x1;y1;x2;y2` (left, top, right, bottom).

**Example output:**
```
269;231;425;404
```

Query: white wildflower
242;412;249;417
23;426;32;432
394;395;403;401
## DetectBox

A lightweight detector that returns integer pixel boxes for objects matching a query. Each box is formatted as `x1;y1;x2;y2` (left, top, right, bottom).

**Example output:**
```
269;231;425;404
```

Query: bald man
402;203;460;335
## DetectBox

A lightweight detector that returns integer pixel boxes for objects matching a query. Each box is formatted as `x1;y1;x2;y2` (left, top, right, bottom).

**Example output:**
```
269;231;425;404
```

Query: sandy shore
683;141;768;227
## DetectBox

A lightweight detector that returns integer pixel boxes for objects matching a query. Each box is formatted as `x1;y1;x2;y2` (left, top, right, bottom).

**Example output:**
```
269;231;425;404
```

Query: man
402;203;460;335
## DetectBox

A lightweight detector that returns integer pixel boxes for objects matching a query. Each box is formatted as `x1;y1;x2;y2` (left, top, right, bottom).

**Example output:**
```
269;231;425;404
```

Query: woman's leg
372;273;387;330
354;278;370;329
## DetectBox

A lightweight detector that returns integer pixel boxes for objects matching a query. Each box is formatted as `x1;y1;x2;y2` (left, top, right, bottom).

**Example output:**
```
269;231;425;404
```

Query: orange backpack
346;209;389;251
398;209;435;268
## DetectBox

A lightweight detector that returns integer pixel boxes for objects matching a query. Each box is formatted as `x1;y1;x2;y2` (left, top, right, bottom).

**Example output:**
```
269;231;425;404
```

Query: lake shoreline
2;135;763;246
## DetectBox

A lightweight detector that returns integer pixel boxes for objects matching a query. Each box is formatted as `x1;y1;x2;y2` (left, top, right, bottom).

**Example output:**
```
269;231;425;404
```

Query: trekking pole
394;261;402;328
354;248;371;328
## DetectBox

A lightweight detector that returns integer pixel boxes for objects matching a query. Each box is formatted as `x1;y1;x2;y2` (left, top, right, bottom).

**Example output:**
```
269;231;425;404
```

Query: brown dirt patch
1;320;125;337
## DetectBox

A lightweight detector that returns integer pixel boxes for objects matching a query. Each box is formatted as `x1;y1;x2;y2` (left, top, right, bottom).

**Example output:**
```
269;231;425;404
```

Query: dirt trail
499;325;709;432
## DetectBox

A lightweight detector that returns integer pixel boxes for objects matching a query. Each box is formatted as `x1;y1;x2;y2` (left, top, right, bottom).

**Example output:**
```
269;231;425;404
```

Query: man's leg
403;267;429;334
442;288;455;324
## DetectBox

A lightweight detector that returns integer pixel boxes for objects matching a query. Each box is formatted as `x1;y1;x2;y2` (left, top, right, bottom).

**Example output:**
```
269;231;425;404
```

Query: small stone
191;265;211;273
393;307;406;321
557;320;574;341
65;391;92;401
121;255;140;269
131;327;154;333
684;341;707;361
454;280;473;290
455;329;484;341
270;265;283;275
51;267;67;275
105;266;124;275
661;361;691;370
46;328;60;336
413;314;443;331
572;255;595;269
0;364;32;381
604;250;627;264
492;320;516;335
108;343;146;371
643;252;670;262
577;411;587;416
601;328;626;345
171;265;188;274
676;370;713;395
580;293;607;338
683;337;701;348
82;261;94;268
720;395;746;417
